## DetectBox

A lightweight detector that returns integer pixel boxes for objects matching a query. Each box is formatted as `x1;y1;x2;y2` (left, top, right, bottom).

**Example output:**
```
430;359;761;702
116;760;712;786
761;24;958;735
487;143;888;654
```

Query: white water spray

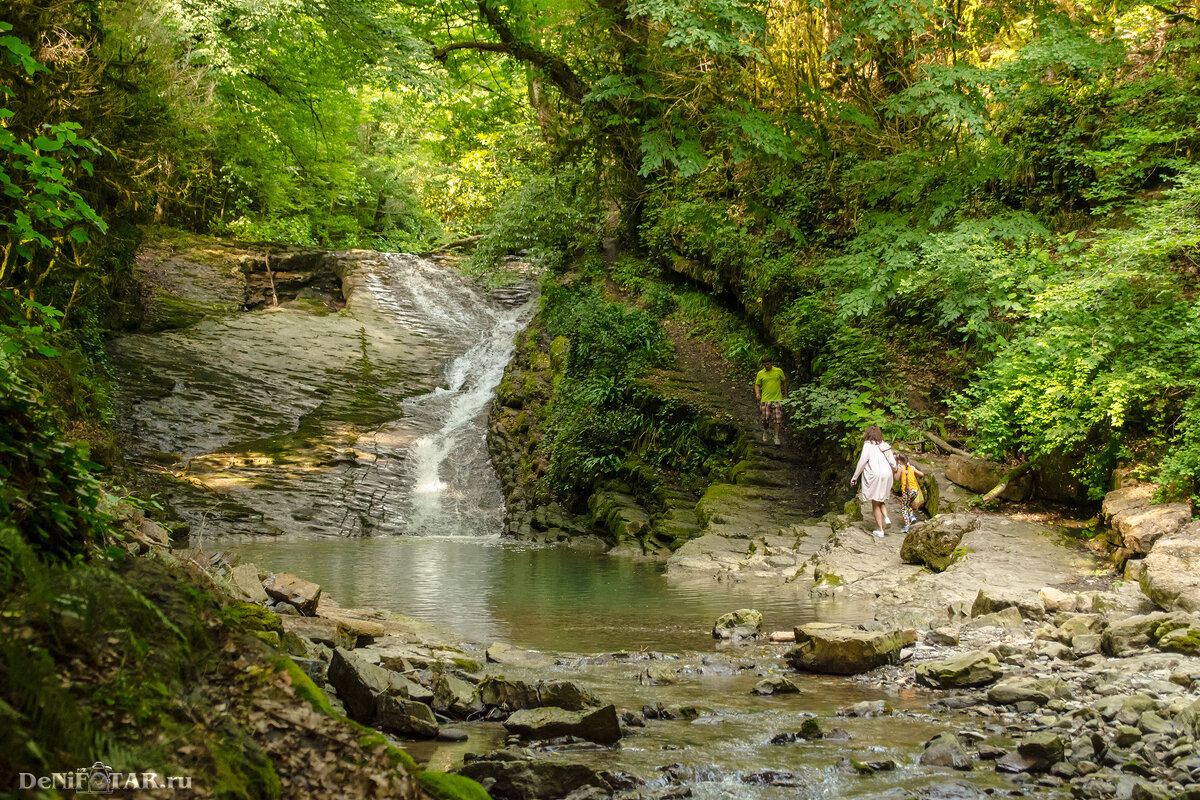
368;254;535;536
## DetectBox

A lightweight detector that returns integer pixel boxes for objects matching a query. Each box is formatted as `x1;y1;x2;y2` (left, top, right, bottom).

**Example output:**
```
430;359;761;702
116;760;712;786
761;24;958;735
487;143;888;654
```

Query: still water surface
227;536;871;653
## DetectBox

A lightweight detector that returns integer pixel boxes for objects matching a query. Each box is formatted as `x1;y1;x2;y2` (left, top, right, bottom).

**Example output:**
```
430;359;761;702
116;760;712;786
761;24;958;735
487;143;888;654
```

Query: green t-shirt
755;366;786;403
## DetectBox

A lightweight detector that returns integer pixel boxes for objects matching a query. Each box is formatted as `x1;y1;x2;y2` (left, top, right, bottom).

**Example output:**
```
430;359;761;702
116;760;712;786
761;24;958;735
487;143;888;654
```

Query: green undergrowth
519;270;746;510
0;535;485;798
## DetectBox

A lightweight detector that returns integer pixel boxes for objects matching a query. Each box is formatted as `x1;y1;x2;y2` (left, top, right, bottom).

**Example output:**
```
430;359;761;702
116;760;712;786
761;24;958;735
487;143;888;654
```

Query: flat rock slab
666;527;827;582
487;642;556;669
806;515;1101;626
787;623;915;675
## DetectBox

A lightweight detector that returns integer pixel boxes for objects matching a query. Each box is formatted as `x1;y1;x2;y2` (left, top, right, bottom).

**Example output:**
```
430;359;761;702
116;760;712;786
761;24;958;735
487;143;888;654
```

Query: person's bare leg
872;501;887;534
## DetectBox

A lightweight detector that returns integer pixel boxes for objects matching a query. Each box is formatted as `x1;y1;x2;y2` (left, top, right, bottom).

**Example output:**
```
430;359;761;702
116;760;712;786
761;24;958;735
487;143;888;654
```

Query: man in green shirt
754;357;788;445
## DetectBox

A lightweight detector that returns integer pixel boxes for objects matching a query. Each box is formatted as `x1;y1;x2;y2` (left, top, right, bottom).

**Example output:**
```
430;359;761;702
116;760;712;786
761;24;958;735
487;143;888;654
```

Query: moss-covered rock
914;651;1003;688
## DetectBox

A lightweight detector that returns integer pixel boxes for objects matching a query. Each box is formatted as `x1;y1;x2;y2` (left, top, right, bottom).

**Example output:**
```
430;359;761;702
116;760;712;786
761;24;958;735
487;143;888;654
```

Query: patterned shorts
759;401;783;426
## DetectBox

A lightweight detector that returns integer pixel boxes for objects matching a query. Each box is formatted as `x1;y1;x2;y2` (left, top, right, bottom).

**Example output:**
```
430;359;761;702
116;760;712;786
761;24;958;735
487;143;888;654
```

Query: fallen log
924;432;972;458
427;234;483;254
979;463;1032;504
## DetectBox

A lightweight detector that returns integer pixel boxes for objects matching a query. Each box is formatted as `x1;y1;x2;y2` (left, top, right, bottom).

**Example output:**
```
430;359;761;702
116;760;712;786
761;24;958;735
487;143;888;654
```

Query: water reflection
222;538;871;652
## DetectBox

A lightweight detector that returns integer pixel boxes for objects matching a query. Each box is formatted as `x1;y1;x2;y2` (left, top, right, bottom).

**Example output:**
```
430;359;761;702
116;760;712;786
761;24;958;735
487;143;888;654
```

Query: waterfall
366;254;535;537
111;249;534;542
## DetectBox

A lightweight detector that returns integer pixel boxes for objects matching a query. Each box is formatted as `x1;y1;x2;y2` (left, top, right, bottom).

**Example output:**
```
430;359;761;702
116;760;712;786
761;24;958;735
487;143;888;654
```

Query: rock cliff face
129;232;346;332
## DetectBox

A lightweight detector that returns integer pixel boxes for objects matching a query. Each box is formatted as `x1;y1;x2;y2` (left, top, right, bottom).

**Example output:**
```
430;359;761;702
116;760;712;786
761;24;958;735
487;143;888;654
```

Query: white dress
852;441;897;502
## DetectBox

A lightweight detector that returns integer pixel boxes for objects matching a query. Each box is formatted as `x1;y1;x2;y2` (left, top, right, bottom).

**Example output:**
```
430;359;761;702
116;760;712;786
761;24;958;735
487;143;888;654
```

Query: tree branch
431;41;510;62
475;0;585;103
980;463;1031;504
1151;3;1200;23
924;431;971;458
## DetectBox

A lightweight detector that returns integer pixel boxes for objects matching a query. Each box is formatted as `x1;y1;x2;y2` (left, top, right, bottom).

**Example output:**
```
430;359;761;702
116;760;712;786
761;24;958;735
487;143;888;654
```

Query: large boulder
537;680;599;711
262;572;322;615
1103;484;1192;554
712;609;763;640
996;732;1064;774
1158;626;1200;656
786;623;915;675
503;705;622;745
945;455;1030;500
457;757;610;800
919;732;972;770
477;677;540;711
229;564;270;604
317;613;385;643
433;672;483;718
280;616;357;650
987;678;1072;707
1102;612;1171;656
375;695;438;738
915;651;1003;689
1140;522;1200;612
899;514;978;572
1033;453;1086;503
1102;483;1156;518
326;647;410;724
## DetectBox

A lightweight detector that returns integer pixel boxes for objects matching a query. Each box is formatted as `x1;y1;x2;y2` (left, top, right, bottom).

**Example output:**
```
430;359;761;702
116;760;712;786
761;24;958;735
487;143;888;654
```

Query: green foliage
954;165;1200;498
0;290;105;560
0;23;108;295
535;278;738;502
467;168;604;275
672;290;770;377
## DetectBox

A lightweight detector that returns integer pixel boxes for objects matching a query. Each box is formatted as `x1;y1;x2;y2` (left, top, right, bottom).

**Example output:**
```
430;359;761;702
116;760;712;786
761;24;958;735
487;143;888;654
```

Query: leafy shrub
0;293;106;560
467;169;604;275
954;165;1200;498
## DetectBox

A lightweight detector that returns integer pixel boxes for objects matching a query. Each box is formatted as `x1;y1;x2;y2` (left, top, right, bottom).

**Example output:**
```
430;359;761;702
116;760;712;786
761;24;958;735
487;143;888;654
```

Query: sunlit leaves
954;164;1200;496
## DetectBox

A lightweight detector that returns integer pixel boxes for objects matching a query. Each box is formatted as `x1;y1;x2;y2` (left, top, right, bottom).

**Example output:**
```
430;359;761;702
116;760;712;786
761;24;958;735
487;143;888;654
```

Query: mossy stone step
738;468;793;488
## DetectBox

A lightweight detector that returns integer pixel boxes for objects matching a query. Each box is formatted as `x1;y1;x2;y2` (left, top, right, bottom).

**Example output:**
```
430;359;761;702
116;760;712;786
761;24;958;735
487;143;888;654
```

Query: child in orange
895;455;925;532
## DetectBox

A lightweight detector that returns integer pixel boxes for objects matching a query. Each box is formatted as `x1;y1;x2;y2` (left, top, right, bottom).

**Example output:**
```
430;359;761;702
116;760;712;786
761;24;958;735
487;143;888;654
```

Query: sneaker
871;530;885;538
773;435;780;446
884;516;892;527
901;525;910;534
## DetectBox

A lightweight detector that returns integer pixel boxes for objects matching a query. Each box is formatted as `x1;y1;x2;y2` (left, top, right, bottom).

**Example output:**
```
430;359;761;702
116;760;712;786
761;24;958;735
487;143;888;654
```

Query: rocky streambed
206;540;1200;800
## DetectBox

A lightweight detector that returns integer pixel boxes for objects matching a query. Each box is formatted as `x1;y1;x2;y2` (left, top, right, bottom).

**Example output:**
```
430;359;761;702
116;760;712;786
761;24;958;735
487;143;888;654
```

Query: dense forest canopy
2;0;1199;541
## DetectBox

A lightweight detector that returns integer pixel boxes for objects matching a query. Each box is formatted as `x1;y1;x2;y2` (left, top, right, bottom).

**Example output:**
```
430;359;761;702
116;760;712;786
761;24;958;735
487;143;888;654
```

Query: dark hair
863;424;883;444
761;356;773;365
895;454;908;465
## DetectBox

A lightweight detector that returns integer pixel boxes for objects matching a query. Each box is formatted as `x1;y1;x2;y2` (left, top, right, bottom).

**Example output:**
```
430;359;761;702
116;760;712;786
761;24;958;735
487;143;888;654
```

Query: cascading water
111;251;533;542
364;254;535;536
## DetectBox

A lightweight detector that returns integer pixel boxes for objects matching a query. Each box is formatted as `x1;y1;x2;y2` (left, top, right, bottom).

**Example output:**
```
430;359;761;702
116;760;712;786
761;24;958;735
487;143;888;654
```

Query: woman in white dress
850;424;898;538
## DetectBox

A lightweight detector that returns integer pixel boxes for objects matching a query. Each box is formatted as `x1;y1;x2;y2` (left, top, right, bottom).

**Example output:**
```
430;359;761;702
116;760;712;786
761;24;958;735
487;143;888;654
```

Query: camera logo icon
84;762;116;794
